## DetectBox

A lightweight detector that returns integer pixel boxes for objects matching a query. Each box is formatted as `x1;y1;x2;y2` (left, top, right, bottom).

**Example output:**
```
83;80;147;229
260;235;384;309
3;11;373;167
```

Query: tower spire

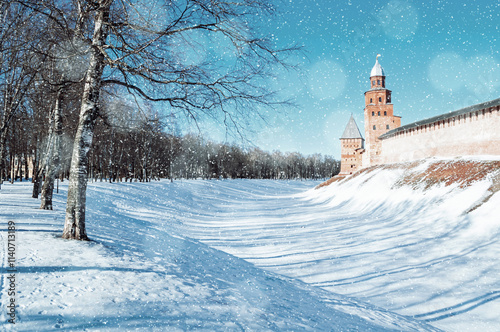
370;54;385;78
341;114;363;139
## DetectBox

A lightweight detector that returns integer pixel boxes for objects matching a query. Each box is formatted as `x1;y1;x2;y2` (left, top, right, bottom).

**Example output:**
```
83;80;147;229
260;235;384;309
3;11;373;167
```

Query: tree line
5;107;339;183
0;0;336;240
90;128;339;181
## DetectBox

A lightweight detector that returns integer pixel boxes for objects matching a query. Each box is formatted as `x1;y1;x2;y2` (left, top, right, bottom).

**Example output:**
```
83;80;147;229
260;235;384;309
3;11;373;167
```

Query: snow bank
176;159;500;331
0;181;437;331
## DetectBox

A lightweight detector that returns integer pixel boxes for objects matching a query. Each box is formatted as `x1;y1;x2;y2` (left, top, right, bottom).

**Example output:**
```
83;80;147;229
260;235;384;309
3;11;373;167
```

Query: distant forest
7;110;339;182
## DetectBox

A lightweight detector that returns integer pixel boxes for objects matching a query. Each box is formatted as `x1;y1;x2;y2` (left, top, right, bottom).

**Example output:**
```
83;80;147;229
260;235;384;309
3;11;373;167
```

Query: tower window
384;111;387;116
373;125;376;130
377;80;380;85
370;98;373;103
386;125;390;129
372;80;375;85
378;111;380;116
372;111;374;116
379;97;382;102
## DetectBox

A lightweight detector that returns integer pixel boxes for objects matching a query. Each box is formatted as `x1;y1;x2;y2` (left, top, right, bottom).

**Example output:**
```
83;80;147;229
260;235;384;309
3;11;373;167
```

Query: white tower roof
370;55;385;77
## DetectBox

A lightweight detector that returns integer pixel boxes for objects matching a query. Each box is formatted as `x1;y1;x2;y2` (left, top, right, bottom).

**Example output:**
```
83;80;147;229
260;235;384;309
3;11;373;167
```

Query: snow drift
1;156;499;331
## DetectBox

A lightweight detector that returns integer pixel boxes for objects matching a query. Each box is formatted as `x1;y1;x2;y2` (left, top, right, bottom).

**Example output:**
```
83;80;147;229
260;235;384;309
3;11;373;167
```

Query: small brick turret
339;114;364;175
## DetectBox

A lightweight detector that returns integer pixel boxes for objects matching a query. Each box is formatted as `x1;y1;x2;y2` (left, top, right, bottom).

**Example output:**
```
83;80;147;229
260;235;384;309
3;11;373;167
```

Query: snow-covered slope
173;157;500;331
0;180;439;331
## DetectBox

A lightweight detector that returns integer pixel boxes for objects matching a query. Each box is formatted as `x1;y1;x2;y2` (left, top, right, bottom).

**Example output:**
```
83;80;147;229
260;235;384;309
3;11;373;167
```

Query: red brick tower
339;114;365;175
363;55;401;167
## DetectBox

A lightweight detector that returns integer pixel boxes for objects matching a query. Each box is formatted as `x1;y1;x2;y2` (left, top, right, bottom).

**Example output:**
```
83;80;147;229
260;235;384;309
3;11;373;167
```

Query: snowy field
1;158;499;331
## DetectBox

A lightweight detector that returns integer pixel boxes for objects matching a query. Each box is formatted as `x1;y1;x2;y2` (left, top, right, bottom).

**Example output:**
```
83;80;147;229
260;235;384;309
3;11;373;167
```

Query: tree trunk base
40;204;53;210
61;231;89;241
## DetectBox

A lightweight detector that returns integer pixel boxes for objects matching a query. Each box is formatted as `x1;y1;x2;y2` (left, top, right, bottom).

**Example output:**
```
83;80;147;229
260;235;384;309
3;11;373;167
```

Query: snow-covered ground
1;179;438;331
1;158;499;331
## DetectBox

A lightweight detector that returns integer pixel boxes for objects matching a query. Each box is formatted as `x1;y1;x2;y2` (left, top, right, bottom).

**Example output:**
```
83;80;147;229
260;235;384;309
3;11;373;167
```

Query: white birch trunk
40;91;63;210
62;1;111;240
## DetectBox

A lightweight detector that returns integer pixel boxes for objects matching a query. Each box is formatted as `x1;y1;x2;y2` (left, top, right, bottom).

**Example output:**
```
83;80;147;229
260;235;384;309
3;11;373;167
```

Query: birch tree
39;89;63;209
36;0;296;240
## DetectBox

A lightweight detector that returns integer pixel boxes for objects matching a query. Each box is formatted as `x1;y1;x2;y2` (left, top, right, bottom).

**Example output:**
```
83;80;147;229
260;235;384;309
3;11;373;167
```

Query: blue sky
193;0;499;158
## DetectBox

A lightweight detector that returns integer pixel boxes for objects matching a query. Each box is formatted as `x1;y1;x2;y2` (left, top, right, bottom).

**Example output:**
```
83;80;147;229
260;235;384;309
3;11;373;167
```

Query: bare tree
39;0;296;240
0;2;45;186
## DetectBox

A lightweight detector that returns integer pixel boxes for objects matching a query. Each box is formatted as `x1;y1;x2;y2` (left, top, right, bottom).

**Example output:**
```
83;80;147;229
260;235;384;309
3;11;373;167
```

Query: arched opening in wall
372;111;375;116
384;111;387;116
